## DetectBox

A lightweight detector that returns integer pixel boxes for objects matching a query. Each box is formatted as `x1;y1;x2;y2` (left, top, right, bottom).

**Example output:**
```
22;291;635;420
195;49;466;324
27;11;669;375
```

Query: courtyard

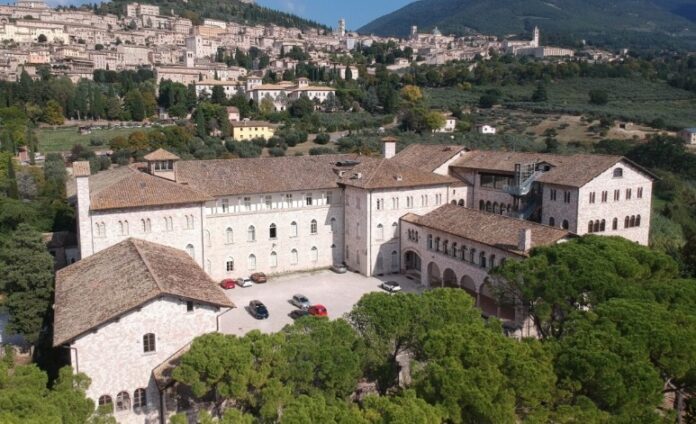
218;270;423;336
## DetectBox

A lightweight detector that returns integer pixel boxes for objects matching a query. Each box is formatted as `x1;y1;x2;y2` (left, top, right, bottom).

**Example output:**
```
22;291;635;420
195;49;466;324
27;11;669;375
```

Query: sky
256;0;413;29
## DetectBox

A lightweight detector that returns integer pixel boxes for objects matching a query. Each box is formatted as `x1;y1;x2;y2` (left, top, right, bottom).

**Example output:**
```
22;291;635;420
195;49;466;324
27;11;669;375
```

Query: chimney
73;161;93;259
382;136;397;159
518;228;532;252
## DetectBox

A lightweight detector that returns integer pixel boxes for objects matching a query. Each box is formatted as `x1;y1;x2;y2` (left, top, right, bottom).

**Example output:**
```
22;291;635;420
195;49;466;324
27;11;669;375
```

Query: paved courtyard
218;270;423;336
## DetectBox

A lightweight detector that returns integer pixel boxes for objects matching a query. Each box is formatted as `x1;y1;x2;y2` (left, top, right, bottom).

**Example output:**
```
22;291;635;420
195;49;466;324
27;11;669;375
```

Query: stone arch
458;199;465;207
427;261;441;287
460;275;477;299
443;268;457;288
403;249;422;274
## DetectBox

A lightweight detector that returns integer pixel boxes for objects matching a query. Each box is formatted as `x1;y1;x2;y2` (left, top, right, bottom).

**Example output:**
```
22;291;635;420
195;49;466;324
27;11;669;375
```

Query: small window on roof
613;168;623;178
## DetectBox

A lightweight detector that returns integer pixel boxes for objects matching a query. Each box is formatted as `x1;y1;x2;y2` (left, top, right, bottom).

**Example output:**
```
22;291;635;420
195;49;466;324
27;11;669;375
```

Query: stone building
53;238;233;424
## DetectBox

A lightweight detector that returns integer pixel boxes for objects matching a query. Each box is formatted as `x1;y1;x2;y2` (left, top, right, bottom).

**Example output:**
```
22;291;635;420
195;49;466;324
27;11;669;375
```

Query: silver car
290;294;311;310
380;281;402;293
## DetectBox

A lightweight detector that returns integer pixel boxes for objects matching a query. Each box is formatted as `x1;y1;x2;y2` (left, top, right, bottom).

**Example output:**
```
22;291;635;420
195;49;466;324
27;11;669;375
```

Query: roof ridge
363;158;386;187
130;238;165;294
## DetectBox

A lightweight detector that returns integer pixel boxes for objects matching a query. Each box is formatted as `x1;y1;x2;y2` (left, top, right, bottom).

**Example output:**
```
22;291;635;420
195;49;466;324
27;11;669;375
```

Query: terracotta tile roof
89;168;211;211
451;151;654;188
392;144;468;172
401;204;571;255
175;154;359;196
53;238;234;346
72;161;91;177
338;158;457;190
144;148;180;161
66;164;133;203
231;120;277;128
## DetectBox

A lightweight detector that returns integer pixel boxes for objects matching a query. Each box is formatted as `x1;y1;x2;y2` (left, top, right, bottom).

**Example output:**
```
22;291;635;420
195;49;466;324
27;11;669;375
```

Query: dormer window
613;167;623;178
154;160;173;171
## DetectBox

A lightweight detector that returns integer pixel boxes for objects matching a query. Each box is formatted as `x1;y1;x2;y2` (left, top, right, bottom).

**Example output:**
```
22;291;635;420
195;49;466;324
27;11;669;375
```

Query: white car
238;278;253;288
380;281;402;293
290;294;311;310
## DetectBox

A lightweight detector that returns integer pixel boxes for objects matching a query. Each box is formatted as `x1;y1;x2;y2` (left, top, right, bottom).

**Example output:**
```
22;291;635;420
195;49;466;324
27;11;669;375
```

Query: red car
308;304;328;317
251;272;268;284
219;279;236;290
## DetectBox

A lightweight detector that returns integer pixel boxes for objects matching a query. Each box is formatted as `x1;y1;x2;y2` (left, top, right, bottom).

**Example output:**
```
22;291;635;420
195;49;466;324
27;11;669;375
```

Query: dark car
289;309;310;320
251;272;268;283
249;300;269;319
219;279;236;290
308;304;328;317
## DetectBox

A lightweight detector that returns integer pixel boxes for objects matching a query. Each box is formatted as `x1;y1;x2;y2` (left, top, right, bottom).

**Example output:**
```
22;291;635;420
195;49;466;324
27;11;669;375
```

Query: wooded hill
358;0;696;51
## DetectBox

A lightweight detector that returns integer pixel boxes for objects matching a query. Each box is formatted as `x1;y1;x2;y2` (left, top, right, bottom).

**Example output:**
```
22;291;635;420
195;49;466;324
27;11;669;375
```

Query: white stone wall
88;203;205;266
76;175;93;258
540;184;579;232
70;297;224;424
202;189;344;280
576;162;652;245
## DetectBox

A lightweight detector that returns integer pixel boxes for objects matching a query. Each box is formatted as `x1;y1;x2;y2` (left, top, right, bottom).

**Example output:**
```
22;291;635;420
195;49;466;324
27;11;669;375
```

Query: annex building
56;141;654;422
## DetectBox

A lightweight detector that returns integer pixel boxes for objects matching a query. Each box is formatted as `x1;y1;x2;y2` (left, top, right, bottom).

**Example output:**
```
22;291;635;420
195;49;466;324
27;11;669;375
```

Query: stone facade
70;296;222;424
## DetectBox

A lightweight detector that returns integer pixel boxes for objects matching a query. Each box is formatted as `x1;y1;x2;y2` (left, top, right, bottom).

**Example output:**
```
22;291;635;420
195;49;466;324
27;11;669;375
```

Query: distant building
678;128;696;145
477;124;496;135
435;116;457;133
226;106;240;122
231;120;276;141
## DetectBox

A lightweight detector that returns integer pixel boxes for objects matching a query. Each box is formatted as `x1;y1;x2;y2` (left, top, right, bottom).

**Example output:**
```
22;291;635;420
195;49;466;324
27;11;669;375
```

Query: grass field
37;126;142;153
426;78;696;129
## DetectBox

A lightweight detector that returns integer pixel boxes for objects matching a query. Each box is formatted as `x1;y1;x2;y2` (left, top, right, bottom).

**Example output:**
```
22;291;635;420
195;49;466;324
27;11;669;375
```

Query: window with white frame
248;225;256;242
290;221;298;237
226;257;234;272
133;388;147;409
119;220;129;236
244;197;252;211
310;219;318;234
248;254;256;271
406;196;413;208
116;391;130;411
270;251;278;268
290;249;298;265
269;223;277;239
143;333;156;353
285;194;293;208
392;197;399;209
265;195;272;209
306;193;313;206
376;224;384;240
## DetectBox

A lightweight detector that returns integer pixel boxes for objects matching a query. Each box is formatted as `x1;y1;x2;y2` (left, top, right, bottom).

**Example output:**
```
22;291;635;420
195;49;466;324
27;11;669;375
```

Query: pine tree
195;110;207;138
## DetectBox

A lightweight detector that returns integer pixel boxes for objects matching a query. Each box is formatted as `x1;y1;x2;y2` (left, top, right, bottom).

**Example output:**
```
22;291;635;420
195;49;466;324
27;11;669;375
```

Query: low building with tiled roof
53;238;234;423
392;143;468;174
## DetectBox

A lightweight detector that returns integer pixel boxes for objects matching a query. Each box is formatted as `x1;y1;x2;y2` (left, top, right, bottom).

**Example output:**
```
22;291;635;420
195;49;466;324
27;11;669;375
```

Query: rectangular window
601;191;608;202
614;189;620;201
626;188;632;200
265;195;272;209
550;189;557;201
563;191;571;203
637;187;643;198
186;301;194;312
406;196;413;208
244;197;251;211
285;194;293;208
589;192;595;204
306;193;313;206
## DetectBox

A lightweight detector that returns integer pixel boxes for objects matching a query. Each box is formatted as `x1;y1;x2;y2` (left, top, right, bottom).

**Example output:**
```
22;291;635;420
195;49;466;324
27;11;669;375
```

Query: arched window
330;217;336;232
116;391;131;411
458;199;465;207
485;201;492;212
593;220;600;233
391;250;398;270
133;388;147;409
143;333;155;353
290;221;298;237
470;248;476;263
248;225;256;242
427;234;433;250
310;246;318;262
625;216;630;228
226;257;234;272
636;215;641;227
479;200;484;210
98;395;113;411
270;251;278;268
376;224;384;240
310;219;318;234
549;217;555;227
434;237;440;251
290;249;298;265
392;222;398;238
562;220;569;230
630;215;636;227
443;240;449;255
479;251;487;268
269;223;277;239
600;219;606;232
248;254;256;270
588;221;594;233
185;244;194;258
613;167;623;178
451;242;458;257
612;218;618;230
460;246;467;261
226;227;233;243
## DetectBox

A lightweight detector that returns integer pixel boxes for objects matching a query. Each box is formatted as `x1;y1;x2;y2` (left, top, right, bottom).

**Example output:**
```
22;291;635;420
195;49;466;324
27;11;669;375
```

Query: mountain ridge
358;0;696;50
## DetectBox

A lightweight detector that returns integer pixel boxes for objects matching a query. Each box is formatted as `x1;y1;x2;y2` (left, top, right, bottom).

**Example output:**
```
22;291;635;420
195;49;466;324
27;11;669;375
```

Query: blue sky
0;0;413;29
256;0;412;29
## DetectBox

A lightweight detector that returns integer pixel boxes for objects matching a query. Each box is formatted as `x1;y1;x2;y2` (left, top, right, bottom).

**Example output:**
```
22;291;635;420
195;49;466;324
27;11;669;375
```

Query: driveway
218;270;422;336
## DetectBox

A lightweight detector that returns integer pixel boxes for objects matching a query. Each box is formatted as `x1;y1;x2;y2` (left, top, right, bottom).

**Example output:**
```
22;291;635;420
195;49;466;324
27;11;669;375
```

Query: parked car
308;304;328;317
380;281;402;293
237;278;253;288
248;300;269;319
289;309;310;320
330;263;347;274
219;279;236;290
290;294;311;310
251;272;268;283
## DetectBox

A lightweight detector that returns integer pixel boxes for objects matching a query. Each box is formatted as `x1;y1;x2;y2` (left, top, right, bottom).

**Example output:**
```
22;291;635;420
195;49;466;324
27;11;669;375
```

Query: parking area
218;270;423;336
